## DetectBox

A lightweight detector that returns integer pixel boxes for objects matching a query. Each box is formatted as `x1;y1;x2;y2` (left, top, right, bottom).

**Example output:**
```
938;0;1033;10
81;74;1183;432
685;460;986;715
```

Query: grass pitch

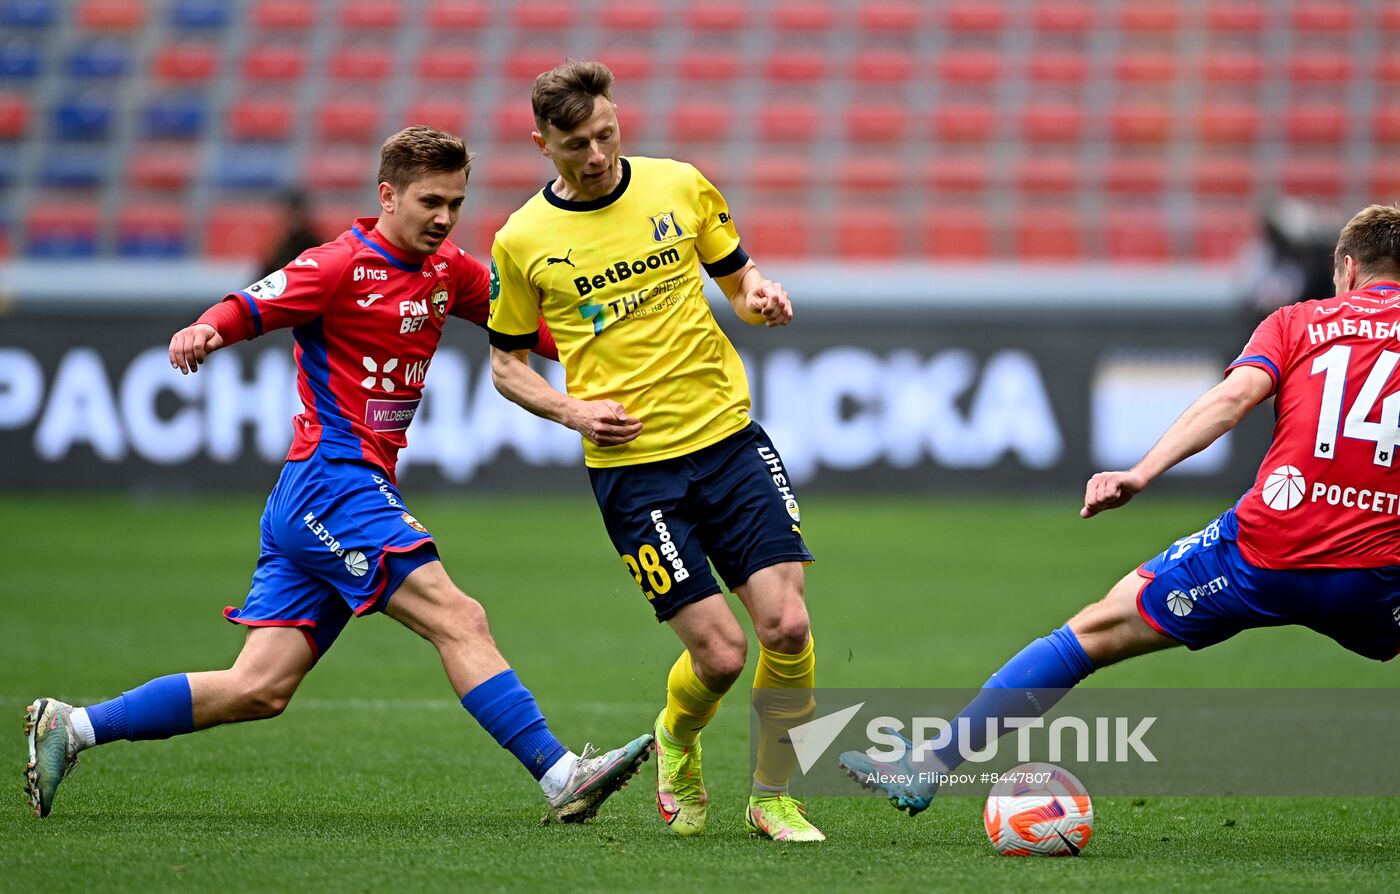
2;492;1396;892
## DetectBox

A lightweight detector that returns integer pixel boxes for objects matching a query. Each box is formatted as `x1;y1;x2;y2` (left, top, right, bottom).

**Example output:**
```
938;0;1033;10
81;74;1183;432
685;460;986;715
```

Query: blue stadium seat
68;40;131;79
118;205;190;257
0;146;18;187
26;230;100;258
39;148;109;187
0;0;57;29
0;41;42;80
215;146;290;189
53;95;116;140
168;0;231;29
143;94;206;137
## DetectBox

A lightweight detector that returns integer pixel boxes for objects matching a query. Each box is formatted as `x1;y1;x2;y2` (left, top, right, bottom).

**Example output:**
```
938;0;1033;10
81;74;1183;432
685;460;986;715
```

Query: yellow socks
752;634;816;791
662;650;724;745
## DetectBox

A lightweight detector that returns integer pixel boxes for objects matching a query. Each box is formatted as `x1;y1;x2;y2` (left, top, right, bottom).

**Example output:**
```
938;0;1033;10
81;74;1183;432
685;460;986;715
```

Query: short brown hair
377;125;472;191
1335;203;1400;277
532;59;614;132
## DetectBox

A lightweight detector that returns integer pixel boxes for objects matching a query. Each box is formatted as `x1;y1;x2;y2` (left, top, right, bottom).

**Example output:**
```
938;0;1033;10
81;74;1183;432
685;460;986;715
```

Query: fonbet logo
1262;465;1306;511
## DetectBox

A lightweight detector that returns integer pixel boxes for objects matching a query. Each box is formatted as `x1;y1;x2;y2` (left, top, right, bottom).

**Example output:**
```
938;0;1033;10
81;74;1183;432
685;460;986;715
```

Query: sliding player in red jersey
842;203;1400;815
25;126;651;820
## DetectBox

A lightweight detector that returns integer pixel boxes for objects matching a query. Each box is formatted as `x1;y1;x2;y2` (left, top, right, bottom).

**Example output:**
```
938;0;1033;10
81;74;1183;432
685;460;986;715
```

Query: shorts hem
720;552;815;591
652;589;724;624
352;537;435;616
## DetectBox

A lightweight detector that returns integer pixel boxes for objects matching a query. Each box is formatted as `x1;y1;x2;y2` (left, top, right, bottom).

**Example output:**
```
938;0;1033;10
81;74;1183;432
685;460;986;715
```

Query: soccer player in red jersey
24;127;652;820
841;203;1400;814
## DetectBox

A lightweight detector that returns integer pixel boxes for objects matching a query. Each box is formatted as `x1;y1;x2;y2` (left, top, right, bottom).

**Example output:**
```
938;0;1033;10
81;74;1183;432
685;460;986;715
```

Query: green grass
1;494;1396;892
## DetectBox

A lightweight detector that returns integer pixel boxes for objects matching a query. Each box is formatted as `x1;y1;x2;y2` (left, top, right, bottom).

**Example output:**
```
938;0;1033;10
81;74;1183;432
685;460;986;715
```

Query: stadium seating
0;0;58;29
26;203;101;257
0;40;42;80
117;204;190;257
0;92;28;139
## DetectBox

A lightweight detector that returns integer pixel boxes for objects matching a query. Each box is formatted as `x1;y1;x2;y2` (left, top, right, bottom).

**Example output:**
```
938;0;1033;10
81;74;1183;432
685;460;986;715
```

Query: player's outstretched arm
715;261;793;327
168;323;225;374
489;346;642;447
1081;365;1274;518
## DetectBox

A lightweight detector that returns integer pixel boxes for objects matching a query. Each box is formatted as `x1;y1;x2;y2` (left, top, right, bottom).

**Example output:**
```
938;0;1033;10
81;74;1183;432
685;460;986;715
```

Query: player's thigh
732;562;811;651
666;593;749;680
588;460;721;623
380;555;488;644
1067;570;1179;666
690;423;814;593
225;539;355;662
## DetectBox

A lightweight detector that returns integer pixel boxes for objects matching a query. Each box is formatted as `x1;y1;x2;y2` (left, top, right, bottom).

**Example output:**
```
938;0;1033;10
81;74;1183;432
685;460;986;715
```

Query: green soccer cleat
745;793;826;842
24;699;79;819
653;710;708;836
543;733;653;824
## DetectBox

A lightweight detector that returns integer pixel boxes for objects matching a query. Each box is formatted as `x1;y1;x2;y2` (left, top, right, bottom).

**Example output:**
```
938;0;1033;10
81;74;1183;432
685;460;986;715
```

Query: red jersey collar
353;217;429;272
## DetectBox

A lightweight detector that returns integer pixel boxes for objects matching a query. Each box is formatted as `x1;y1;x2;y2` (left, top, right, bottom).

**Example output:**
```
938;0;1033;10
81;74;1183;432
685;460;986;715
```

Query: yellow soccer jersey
488;156;753;468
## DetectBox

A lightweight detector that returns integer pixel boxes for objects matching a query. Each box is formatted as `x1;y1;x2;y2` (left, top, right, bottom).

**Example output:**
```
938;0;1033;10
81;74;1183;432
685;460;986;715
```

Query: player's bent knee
757;609;811;654
693;639;748;687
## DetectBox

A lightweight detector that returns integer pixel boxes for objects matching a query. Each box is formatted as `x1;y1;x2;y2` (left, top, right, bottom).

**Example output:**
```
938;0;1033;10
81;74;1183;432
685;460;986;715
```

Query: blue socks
461;669;568;780
87;674;195;744
933;624;1095;772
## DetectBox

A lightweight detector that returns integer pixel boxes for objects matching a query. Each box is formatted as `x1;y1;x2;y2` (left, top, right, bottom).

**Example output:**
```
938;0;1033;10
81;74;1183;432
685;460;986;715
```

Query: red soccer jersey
1230;281;1400;568
220;218;553;482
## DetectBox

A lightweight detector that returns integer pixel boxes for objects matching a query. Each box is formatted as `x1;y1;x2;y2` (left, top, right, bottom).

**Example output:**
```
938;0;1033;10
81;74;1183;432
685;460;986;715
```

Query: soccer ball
984;762;1094;856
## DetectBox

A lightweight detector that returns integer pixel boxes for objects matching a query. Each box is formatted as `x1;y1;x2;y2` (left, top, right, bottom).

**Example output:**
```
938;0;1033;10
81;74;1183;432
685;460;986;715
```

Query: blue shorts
224;455;438;660
588;422;814;622
1136;508;1400;662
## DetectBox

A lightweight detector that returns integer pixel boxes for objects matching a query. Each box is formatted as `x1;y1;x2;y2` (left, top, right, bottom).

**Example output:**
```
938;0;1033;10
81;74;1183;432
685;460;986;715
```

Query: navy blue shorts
224;455;439;660
1136;508;1400;662
588;422;814;622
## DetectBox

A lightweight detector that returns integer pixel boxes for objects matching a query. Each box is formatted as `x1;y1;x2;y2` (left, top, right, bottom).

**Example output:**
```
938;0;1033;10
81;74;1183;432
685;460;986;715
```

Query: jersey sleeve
690;164;747;276
486;239;542;351
446;245;491;327
1227;307;1287;391
224;242;345;337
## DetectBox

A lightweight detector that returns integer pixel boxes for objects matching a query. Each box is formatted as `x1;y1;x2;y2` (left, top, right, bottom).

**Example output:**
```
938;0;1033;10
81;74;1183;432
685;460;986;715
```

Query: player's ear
377;181;395;214
531;130;549;155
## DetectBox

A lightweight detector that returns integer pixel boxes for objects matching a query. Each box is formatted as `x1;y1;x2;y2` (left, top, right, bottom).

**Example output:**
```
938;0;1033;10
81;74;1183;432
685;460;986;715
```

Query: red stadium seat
417;50;479;83
682;47;742;82
1114;51;1176;84
1033;0;1093;33
1017;157;1078;194
1197;102;1261;144
931;102;996;143
1112;101;1172;145
1020;101;1084;143
402;97;469;135
242;44;306;82
845;102;906;143
837;208;902;260
317;97;381;143
1372;162;1400;200
460;205;515;255
117;203;188;250
1028;51;1087;84
1384;6;1400;32
925;156;991;194
1280;157;1345;198
251;0;316;30
329;46;394;82
1104;157;1167;195
341;0;402;30
204;202;282;260
838;156;901;194
1286;104;1347;145
853;49;914;84
26;202;101;253
0;93;30;139
513;0;572;29
1292;2;1353;33
669;101;731;143
737;208;811;259
1205;2;1265;33
1288;53;1352;85
314;206;369;241
493;100;537;144
77;0;144;30
152;42;219;82
601;0;660;31
765;48;825;83
596;46;653;80
943;1;1006;32
771;0;833;32
1119;2;1179;32
1190;208;1257;262
758;101;820;144
687;1;745;31
306;149;372;191
745;156;813;193
857;0;920;33
1104;211;1171;261
483;155;552;192
227;95;296;141
127;144;195;190
1379;57;1400;84
1203;50;1265;84
505;46;564;81
426;0;487;32
923;207;992;259
1015;208;1082;261
1193;157;1255;197
1375;107;1400;141
938;50;1002;84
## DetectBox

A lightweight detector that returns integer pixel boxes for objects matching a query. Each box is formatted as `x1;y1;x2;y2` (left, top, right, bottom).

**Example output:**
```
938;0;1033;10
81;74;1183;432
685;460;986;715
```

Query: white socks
67;708;97;751
539;751;579;800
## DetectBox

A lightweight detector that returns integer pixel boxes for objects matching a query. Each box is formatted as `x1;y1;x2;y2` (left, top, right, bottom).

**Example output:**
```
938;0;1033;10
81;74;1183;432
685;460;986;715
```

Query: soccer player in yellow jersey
487;61;823;843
